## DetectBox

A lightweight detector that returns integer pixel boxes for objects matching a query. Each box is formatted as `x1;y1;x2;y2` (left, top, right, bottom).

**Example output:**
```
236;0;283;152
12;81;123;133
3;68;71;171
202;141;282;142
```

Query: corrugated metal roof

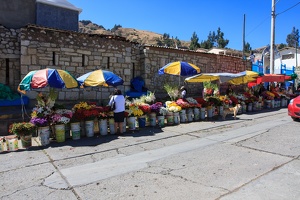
36;0;82;13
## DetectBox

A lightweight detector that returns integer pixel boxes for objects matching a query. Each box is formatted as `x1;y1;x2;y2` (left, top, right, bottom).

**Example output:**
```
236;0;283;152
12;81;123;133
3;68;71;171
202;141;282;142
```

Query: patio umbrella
158;61;200;76
18;68;79;93
227;70;259;85
77;69;124;87
185;72;245;83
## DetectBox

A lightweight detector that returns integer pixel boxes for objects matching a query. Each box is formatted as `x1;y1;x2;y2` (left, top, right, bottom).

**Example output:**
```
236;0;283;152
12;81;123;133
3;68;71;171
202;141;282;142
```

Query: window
282;54;294;60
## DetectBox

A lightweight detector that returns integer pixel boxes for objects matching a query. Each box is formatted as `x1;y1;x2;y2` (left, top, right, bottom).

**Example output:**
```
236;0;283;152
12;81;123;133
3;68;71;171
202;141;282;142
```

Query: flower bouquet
176;98;190;109
150;102;163;115
50;109;73;125
9;122;35;136
165;101;182;112
30;106;52;127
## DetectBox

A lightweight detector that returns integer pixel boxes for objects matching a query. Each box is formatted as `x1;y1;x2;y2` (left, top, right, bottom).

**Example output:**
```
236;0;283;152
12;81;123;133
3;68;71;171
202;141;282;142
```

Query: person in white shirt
180;86;187;99
109;89;125;134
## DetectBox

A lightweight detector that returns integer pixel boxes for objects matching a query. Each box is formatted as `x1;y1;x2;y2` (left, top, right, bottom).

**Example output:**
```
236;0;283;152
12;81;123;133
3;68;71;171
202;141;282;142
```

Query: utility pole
270;0;275;74
242;14;245;60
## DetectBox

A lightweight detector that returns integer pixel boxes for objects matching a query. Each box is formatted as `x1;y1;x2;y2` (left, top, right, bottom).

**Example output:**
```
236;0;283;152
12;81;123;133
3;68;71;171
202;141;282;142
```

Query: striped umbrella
18;68;78;93
77;69;124;87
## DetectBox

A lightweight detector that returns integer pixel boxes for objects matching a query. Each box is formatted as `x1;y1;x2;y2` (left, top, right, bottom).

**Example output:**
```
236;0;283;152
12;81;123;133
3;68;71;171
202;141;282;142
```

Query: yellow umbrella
185;72;245;83
227;71;259;85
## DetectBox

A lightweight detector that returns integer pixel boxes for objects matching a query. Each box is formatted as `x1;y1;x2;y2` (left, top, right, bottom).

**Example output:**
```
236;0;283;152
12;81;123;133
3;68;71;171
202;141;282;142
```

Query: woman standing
109;89;125;135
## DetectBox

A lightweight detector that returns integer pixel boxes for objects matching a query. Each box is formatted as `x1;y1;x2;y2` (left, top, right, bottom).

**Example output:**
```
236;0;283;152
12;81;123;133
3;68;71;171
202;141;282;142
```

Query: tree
111;24;122;32
189;32;200;50
244;42;252;53
216;27;229;48
278;43;287;49
286;27;299;47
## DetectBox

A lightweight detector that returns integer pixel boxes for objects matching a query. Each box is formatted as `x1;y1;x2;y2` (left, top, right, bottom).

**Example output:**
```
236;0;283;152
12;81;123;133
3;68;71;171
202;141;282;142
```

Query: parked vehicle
288;95;300;120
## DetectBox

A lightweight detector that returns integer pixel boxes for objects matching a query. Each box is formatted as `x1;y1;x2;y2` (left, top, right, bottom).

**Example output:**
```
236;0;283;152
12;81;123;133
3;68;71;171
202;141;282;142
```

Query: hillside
78;21;190;47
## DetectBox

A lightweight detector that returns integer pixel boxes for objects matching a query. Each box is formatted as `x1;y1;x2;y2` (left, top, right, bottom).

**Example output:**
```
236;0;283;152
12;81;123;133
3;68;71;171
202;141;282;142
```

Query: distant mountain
78;20;190;47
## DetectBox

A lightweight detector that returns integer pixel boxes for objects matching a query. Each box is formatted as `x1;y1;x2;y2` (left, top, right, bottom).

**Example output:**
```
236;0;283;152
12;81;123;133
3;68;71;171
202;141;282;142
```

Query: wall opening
132;62;135;79
52;52;56;65
107;57;110;69
82;54;85;67
6;58;9;85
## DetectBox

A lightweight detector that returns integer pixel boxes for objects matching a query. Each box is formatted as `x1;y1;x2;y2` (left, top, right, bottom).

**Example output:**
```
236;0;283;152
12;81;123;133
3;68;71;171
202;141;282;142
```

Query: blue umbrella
77;69;124;87
158;61;201;76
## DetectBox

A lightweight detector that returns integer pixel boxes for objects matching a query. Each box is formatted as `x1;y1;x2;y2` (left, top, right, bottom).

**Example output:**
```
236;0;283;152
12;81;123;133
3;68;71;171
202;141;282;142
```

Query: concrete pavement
2;108;300;200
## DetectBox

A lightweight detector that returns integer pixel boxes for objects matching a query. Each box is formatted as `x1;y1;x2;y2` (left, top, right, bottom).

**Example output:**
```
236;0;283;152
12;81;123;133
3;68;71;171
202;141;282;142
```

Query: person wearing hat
180;86;187;99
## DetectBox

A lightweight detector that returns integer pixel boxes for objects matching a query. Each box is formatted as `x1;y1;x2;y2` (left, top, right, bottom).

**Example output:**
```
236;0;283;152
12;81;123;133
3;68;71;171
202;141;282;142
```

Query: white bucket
71;122;81;140
207;108;213;118
166;112;174;125
85;120;95;137
128;116;136;130
180;109;186;123
38;126;50;146
157;115;165;127
0;137;4;152
6;136;18;151
108;118;115;134
99;119;108;136
173;112;180;124
149;112;157;127
193;108;200;121
200;108;206;120
187;108;193;122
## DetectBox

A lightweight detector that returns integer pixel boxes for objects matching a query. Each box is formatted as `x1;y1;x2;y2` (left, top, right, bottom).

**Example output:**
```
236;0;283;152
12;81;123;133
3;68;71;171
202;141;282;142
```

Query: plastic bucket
157;115;165;127
149;113;156;127
173;112;180;125
187;109;193;122
193;108;200;121
207;108;213;118
200;108;206;120
71;122;81;140
85;120;95;137
138;116;146;128
166;112;174;125
180;110;186;123
122;118;127;133
99;119;108;136
108;118;115;134
6;135;18;151
265;100;271;109
38;126;50;146
218;106;223;116
128;116;136;130
20;135;32;148
55;124;65;142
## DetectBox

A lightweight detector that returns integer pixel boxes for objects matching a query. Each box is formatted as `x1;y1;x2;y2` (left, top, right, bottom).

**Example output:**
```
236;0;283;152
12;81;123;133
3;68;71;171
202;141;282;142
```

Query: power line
276;1;300;16
246;16;269;37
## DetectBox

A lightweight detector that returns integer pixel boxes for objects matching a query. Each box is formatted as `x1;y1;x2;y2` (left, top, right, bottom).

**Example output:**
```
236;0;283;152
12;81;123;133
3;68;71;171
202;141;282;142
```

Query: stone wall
0;26;21;87
142;46;251;98
19;25;141;104
0;24;252;104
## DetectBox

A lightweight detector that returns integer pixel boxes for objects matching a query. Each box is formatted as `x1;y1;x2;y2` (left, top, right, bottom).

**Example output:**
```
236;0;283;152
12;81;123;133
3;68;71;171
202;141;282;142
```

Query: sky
68;0;300;51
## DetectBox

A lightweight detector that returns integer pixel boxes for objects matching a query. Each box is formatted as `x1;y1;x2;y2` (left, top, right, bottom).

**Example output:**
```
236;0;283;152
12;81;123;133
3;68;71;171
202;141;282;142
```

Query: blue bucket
138;117;146;128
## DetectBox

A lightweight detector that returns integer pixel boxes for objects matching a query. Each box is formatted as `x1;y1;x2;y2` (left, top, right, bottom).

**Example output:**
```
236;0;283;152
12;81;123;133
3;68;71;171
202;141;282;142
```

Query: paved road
1;108;300;200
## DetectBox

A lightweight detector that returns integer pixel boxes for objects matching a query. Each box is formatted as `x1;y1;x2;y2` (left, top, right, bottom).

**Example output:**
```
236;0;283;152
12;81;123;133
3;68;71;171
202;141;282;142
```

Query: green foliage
200;28;229;49
80;20;92;25
163;83;179;101
286;27;299;47
216;27;229;48
244;42;252;53
189;32;200;50
156;33;180;48
111;24;122;32
278;43;287;49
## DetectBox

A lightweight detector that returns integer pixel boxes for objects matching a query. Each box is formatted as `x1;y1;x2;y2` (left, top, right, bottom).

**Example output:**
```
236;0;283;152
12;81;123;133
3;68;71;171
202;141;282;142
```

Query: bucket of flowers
50;109;72;142
9;122;35;148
